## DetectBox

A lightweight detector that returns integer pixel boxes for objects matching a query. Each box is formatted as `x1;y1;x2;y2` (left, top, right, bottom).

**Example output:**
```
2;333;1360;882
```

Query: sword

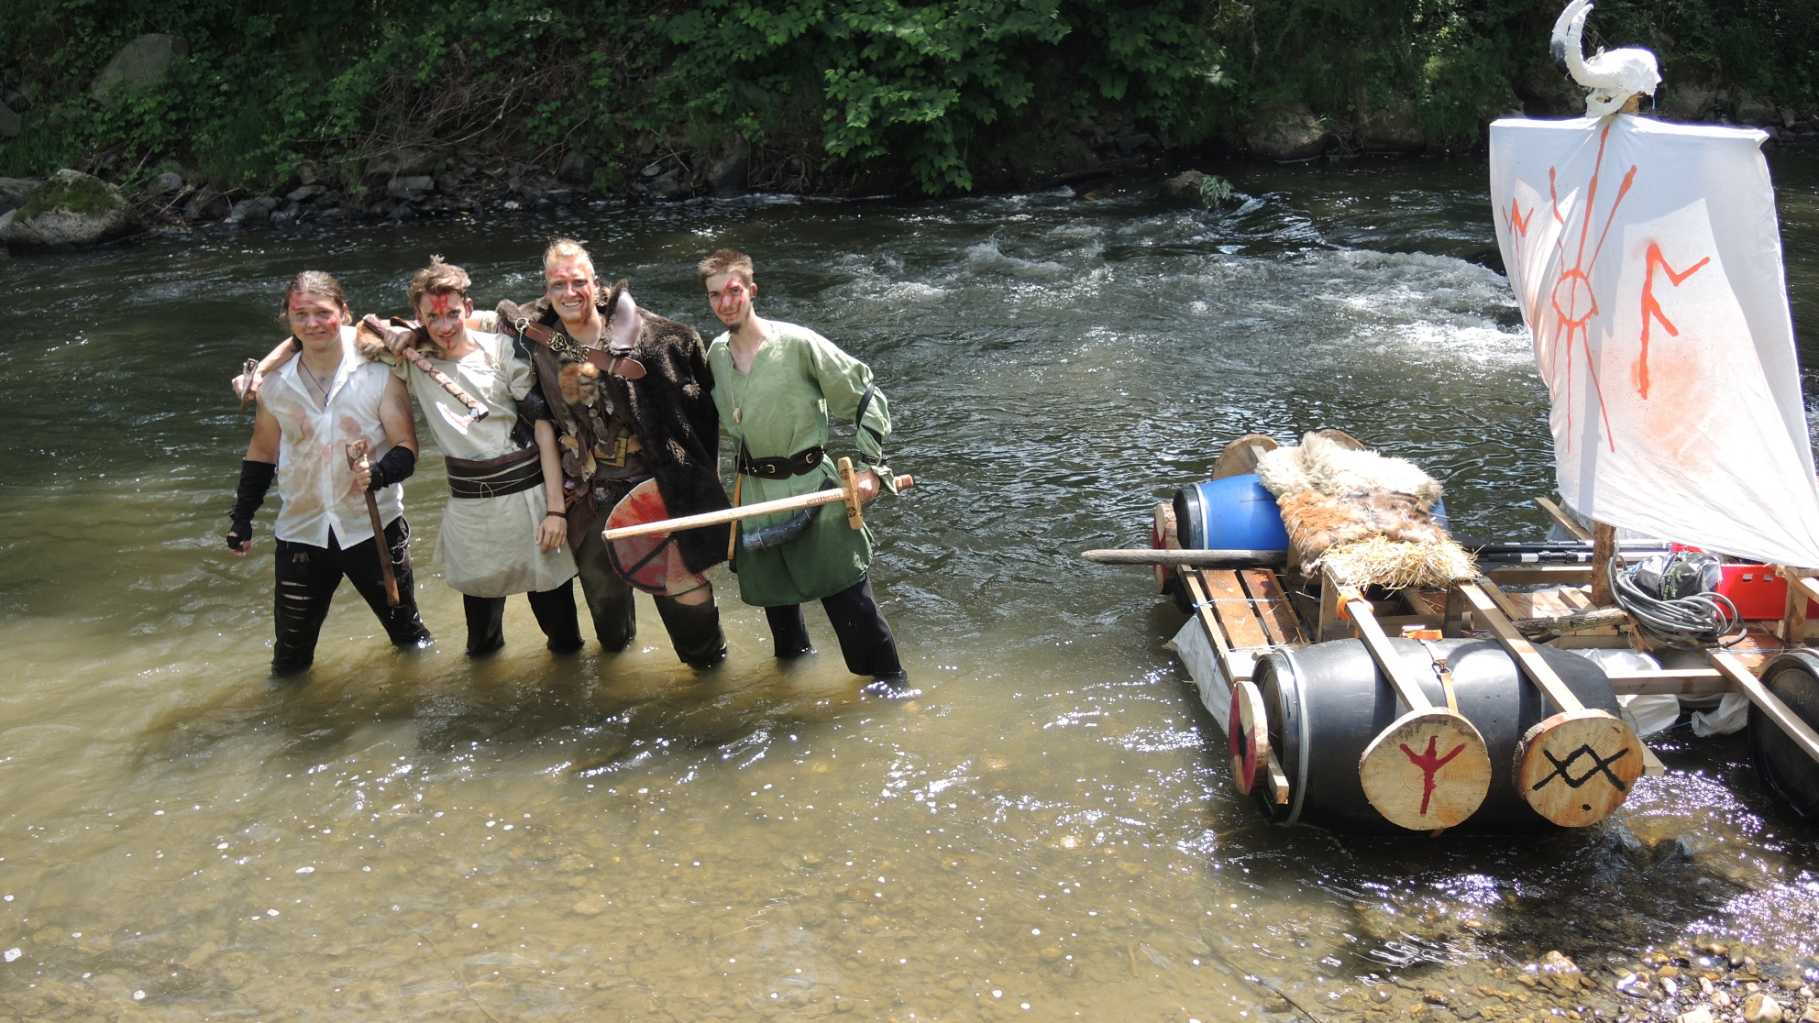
603;457;913;543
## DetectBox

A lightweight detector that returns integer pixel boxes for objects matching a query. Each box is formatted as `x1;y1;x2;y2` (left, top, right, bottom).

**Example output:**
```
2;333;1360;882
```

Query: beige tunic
401;331;576;597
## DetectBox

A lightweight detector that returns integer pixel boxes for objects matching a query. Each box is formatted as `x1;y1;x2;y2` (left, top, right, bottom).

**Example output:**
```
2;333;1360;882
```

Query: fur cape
497;289;730;573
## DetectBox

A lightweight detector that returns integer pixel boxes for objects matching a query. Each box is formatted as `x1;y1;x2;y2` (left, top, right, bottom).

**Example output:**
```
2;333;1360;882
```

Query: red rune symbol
1400;735;1466;816
1635;242;1711;399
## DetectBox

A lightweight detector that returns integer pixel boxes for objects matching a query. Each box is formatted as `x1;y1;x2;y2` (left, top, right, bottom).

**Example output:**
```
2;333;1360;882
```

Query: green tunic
707;321;896;607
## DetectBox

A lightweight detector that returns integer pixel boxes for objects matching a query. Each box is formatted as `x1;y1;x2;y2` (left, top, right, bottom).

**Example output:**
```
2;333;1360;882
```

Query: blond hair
697;248;754;285
279;270;352;324
543;237;595;279
407;255;471;311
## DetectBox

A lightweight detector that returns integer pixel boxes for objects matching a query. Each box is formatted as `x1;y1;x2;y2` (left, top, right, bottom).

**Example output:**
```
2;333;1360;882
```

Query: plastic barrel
1251;638;1623;831
1748;650;1819;820
1172;475;1289;553
1172;473;1448;555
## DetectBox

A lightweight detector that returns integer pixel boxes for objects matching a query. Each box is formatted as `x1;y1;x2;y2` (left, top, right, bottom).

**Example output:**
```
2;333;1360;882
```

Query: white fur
1256;432;1443;509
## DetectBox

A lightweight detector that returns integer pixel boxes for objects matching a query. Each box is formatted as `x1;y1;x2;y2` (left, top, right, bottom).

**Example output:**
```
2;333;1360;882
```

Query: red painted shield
604;479;710;596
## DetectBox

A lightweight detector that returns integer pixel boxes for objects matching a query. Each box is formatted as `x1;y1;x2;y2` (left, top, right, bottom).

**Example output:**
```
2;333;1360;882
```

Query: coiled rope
1607;556;1743;647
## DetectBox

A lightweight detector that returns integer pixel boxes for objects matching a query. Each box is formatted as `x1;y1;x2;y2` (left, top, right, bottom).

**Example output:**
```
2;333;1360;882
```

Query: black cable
1607;555;1742;647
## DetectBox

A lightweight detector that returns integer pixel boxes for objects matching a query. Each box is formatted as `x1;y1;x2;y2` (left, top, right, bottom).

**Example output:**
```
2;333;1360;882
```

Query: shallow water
2;152;1818;1020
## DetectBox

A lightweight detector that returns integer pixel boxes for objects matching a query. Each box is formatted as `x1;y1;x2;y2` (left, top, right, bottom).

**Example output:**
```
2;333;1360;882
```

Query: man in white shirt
225;271;432;675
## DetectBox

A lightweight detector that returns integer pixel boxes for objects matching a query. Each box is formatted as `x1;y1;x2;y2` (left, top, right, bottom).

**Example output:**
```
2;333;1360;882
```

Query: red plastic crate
1714;564;1819;620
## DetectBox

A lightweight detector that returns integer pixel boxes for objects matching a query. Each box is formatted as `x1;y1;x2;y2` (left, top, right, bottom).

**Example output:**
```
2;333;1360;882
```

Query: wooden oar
1455;580;1642;827
604;457;912;542
1340;586;1492;831
1082;548;1287;568
345;440;400;607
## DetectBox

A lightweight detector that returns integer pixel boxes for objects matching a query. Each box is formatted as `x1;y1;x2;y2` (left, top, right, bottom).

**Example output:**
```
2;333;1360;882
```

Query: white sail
1489;114;1819;566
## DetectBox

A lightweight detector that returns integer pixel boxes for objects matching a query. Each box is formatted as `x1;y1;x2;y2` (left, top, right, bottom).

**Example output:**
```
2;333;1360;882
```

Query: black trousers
461;581;585;657
271;517;432;675
571;520;727;667
765;575;903;679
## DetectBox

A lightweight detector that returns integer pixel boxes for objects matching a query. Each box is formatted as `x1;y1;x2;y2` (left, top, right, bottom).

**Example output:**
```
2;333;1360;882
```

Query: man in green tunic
698;249;907;687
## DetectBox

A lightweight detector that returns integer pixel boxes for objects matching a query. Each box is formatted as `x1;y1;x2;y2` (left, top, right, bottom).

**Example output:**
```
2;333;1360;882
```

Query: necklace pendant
733;407;742;425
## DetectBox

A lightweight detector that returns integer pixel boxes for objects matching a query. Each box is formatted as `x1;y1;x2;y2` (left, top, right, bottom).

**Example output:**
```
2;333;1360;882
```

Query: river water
3;153;1818;1021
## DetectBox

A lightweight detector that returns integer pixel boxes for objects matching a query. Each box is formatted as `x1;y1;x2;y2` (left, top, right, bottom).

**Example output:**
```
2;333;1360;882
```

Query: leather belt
446;447;542;499
737;445;826;479
512;317;646;380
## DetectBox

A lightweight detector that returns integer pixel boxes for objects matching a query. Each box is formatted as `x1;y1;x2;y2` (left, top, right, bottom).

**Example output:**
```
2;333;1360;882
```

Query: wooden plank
1486;565;1595;585
1201;570;1272;650
1317;571;1346;641
1780;569;1817;645
1471;576;1528;623
1180;569;1289;805
1556;586;1595;612
1641;745;1666;777
1604;668;1729;697
1180;569;1239;695
1239;569;1305;646
1535;496;1593;541
1710;650;1819;764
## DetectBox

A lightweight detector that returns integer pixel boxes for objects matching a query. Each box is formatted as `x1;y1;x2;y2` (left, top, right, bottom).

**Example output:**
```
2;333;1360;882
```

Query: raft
1125;463;1819;833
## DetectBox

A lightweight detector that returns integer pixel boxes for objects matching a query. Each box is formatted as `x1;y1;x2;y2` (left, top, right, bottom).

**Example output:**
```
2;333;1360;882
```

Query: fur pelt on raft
1255;432;1474;589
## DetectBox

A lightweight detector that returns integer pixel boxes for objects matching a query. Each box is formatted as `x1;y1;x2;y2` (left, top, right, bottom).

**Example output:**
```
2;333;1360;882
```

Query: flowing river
3;153;1818;1021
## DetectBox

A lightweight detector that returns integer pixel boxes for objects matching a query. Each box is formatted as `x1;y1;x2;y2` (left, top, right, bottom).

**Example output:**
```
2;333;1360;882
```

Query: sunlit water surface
2;152;1818;1020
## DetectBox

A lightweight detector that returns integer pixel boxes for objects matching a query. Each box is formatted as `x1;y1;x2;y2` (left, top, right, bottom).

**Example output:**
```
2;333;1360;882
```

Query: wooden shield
604;479;710;597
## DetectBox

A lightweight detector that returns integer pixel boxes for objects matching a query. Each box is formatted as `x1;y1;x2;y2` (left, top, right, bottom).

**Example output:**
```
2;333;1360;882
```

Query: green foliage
1;0;1813;197
1197;174;1235;208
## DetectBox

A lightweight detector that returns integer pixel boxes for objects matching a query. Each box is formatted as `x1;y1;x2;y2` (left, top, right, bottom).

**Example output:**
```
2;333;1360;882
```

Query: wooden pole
345;441;400;607
1589;522;1617;606
1082;548;1287;567
603;457;913;542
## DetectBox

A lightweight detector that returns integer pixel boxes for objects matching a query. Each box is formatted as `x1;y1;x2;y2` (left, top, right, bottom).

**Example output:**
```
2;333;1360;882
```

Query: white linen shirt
259;327;405;548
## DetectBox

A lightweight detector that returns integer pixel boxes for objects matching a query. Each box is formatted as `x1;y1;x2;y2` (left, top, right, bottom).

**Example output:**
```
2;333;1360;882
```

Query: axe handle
346;443;401;607
604;469;914;542
396;342;490;422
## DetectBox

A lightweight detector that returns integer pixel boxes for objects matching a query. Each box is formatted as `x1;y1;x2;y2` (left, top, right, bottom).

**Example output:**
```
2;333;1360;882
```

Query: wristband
544;509;566;518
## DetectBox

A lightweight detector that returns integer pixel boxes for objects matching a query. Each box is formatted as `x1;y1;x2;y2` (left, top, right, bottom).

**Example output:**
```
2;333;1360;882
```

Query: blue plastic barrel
1171;473;1448;553
1172;474;1289;553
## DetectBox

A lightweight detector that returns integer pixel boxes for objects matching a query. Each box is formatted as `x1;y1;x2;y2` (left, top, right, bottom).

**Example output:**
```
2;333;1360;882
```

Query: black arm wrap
227;459;277;546
367;446;417;491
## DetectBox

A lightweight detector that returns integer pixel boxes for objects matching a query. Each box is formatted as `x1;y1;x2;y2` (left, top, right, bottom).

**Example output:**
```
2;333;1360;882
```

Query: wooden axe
345;440;401;607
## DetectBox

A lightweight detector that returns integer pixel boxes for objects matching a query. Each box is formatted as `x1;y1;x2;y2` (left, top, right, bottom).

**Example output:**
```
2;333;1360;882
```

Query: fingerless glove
226;459;277;548
366;446;417;491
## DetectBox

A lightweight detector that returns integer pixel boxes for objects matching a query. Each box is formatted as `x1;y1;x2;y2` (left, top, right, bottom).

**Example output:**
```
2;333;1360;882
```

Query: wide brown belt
446;447;542;499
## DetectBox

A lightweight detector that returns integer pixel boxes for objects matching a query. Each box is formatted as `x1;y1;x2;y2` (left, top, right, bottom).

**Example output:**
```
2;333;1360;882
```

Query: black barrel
1748;650;1819;820
1251;638;1624;831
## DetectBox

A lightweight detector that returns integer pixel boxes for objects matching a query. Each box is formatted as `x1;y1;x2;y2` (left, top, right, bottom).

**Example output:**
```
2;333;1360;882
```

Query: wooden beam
1486;565;1595;585
1603;667;1729;698
1535;497;1592;541
1456;581;1585;713
1709;650;1819;765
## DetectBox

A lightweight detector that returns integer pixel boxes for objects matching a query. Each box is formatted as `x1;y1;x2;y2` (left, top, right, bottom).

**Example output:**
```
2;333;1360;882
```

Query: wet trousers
461;582;585;657
571;522;727;667
271;517;432;675
764;575;904;679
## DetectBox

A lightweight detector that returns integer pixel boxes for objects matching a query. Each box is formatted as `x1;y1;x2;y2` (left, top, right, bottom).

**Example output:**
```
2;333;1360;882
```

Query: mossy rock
2;169;135;249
